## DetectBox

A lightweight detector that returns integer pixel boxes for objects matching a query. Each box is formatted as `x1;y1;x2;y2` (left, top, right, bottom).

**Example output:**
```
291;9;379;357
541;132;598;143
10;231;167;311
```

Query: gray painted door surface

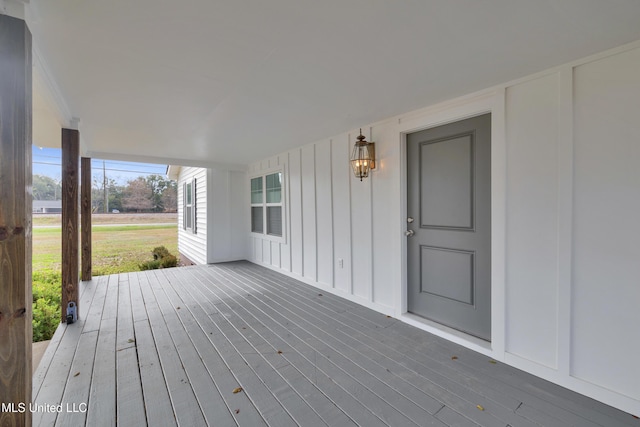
407;114;491;341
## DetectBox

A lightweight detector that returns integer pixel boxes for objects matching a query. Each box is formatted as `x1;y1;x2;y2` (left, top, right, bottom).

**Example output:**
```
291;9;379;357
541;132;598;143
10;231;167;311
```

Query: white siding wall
207;169;249;263
571;47;640;402
177;166;207;265
249;133;399;313
248;41;640;414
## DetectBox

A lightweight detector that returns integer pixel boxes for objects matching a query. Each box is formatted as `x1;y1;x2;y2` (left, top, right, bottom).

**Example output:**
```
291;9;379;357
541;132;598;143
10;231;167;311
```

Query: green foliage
33;174;61;200
161;254;178;268
32;271;61;342
141;245;178;270
139;260;162;270
146;174;170;212
152;245;171;260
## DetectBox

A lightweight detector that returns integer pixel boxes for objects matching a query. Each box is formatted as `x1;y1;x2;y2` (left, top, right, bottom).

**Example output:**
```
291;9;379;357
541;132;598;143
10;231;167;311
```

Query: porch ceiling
28;0;640;166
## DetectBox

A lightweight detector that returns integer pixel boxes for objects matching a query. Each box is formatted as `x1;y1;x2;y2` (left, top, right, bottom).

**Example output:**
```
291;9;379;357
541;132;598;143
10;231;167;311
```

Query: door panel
407;114;491;341
420;246;474;305
420;134;473;229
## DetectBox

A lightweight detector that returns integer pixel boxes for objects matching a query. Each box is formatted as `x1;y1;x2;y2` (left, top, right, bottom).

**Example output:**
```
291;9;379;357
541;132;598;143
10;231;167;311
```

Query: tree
33;174;61;200
161;181;177;212
91;176;124;213
122;177;153;212
146;174;172;212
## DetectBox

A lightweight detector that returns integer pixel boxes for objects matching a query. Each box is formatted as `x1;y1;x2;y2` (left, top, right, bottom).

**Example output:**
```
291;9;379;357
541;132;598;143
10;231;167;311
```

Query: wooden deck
33;262;638;427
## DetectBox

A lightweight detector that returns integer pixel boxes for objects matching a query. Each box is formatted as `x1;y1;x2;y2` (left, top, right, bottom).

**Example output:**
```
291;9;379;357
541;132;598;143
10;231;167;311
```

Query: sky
33;145;169;185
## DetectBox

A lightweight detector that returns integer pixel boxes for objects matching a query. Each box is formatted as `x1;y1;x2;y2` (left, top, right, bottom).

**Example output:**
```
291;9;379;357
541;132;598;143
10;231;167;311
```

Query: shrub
33;298;60;342
161;254;178;268
139;260;162;270
152;246;171;260
32;270;62;342
140;246;178;271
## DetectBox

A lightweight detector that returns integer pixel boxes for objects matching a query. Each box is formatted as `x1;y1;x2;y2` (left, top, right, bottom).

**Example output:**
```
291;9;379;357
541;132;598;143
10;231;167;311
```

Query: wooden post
0;14;33;427
62;129;79;322
81;157;92;281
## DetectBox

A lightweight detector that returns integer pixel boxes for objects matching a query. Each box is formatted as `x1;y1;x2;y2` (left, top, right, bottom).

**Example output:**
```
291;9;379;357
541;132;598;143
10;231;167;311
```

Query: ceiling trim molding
86;151;248;173
33;45;74;127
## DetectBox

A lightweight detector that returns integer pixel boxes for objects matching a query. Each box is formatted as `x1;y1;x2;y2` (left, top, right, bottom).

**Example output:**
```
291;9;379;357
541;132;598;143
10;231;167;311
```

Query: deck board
33;262;639;427
198;267;445;427
205;265;511;427
212;264;527;427
85;274;117;427
163;269;297;427
137;270;208;427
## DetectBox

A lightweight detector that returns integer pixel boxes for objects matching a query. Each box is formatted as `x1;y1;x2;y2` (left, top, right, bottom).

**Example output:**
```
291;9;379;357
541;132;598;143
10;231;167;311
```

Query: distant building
33;200;62;213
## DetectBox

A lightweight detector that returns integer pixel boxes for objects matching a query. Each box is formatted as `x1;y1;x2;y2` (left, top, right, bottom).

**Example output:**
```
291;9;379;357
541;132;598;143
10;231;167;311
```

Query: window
183;178;196;233
251;171;284;239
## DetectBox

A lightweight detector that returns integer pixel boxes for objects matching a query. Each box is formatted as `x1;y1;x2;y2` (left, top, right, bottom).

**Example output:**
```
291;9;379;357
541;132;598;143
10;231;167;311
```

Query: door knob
407;217;414;223
405;229;415;237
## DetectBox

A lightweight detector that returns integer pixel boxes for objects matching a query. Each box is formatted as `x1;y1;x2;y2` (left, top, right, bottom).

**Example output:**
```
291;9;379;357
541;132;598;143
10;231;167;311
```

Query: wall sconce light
350;128;376;181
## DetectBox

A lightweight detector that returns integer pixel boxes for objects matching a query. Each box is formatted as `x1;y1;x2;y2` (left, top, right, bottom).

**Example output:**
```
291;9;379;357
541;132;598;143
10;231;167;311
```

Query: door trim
397;89;507;358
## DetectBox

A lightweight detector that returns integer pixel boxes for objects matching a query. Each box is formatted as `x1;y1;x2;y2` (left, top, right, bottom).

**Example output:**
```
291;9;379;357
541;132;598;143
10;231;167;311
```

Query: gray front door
406;114;491;341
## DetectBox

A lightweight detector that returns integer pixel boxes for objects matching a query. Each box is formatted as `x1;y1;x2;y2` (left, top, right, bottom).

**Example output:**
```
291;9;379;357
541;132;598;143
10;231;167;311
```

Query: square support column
0;14;33;427
61;129;79;322
81;157;92;281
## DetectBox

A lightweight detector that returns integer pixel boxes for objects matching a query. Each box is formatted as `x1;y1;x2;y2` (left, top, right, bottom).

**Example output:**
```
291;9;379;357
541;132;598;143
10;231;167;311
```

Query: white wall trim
400;313;493;356
395;90;507;360
251;259;395;316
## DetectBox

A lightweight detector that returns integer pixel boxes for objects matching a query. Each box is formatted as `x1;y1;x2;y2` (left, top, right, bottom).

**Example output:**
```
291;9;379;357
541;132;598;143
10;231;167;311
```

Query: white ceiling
27;0;640;167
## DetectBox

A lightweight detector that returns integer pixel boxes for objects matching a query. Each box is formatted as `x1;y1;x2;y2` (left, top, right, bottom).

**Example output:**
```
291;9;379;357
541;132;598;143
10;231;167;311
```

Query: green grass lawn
32;223;178;341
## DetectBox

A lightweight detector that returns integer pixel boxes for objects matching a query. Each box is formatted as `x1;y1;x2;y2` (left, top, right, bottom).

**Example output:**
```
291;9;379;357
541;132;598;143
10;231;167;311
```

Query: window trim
250;166;286;244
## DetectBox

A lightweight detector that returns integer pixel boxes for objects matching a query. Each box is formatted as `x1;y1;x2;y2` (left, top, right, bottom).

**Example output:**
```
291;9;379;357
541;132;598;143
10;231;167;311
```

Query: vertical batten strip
556;66;574;376
348;132;354;295
328;141;335;288
0;14;33;427
62;128;80;321
368;127;374;303
299;148;304;277
287;152;293;271
491;88;508;358
313;144;319;282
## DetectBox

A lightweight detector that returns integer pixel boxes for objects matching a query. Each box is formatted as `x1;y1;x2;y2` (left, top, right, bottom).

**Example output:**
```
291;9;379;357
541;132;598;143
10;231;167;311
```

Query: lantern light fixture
350;128;376;181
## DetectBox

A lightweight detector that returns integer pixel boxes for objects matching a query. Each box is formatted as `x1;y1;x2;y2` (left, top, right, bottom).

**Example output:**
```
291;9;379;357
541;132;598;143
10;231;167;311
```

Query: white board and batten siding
249;136;397;316
177;166;208;265
249;41;640;415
